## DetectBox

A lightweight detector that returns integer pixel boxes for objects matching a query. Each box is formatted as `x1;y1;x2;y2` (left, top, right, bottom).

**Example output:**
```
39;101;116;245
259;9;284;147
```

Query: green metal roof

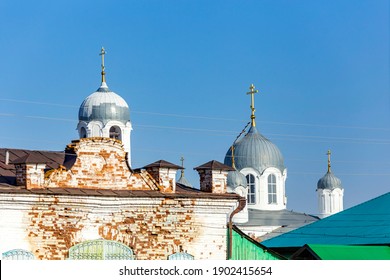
295;244;390;260
262;192;390;248
230;225;286;260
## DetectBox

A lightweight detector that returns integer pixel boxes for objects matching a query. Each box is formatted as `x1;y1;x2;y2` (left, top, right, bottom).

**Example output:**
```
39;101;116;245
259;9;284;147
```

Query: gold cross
180;156;185;176
327;150;332;172
99;47;106;83
246;84;259;127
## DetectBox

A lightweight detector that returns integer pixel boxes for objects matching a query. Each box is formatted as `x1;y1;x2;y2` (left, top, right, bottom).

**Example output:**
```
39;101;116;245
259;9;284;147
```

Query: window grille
68;240;135;260
168;252;194;260
109;126;121;140
2;249;35;260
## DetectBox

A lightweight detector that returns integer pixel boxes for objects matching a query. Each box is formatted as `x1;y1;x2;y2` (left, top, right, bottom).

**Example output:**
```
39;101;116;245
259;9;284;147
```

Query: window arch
109;126;122;140
168;252;194;260
80;127;87;138
68;240;135;260
2;249;35;260
268;174;277;204
246;174;256;205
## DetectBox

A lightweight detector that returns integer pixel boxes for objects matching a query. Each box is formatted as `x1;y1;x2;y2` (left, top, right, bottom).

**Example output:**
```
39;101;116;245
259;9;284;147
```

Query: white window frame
246;174;256;205
109;126;122;140
268;174;277;204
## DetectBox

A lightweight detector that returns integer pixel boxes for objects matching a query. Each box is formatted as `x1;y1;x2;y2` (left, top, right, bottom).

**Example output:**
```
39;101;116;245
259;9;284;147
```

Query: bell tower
77;48;133;166
316;150;344;218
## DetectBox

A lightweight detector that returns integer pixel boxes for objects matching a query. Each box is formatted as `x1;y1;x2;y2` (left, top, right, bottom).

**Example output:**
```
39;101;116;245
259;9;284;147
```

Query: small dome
227;170;248;191
317;171;343;190
177;174;193;188
78;83;130;125
224;126;285;174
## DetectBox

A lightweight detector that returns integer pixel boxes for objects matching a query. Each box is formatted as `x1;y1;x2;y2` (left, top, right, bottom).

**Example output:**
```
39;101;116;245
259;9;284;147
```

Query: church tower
77;48;133;166
316;150;344;218
224;84;287;212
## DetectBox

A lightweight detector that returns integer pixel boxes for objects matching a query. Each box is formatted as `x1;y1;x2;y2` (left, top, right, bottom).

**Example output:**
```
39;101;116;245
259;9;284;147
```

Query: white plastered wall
77;120;132;167
240;167;287;211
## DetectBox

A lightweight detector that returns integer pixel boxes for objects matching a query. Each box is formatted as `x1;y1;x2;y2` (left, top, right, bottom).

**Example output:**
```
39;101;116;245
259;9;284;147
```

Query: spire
246;84;259;127
180;156;185;177
99;47;106;84
178;156;192;187
327;149;332;173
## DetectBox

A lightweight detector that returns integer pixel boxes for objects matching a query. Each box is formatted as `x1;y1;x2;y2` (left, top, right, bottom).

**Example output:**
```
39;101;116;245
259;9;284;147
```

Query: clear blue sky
0;0;389;215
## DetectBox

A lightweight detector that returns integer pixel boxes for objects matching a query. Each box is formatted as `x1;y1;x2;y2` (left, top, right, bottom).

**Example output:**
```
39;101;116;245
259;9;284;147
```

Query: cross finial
231;145;236;169
99;47;106;83
246;84;259;127
180;156;185;176
327;150;332;173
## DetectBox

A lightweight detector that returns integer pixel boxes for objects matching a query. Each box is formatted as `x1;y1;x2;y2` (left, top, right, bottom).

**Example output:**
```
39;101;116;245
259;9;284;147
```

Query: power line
0;98;78;108
1;97;389;131
1;113;389;145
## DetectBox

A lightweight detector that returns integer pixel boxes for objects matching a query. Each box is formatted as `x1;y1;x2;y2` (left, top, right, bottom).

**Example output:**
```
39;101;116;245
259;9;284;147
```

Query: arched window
268;174;277;204
246;174;256;205
168;252;194;260
68;240;135;260
2;249;35;260
80;127;87;138
109;126;121;140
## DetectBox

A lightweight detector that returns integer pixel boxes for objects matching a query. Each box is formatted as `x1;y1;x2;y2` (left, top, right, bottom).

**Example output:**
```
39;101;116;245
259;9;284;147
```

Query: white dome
78;83;130;125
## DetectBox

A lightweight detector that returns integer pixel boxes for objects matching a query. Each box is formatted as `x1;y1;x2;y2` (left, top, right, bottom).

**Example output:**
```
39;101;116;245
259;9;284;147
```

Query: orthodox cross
327;150;332;173
180;156;185;176
246;84;259;127
99;47;106;83
231;145;236;169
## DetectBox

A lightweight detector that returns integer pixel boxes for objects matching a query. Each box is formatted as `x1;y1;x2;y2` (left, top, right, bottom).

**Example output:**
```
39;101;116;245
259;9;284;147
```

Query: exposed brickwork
15;163;46;189
146;167;177;193
197;170;228;194
15;164;26;186
16;194;235;260
1;138;239;260
43;138;153;190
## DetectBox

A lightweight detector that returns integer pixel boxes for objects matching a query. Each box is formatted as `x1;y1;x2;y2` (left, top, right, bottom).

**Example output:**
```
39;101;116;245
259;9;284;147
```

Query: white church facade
222;84;343;240
316;150;344;218
77;48;133;167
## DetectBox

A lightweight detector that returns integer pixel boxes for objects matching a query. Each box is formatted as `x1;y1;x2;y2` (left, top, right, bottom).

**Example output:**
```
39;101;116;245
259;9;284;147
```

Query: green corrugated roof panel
230;225;286;260
262;192;390;248
304;244;390;260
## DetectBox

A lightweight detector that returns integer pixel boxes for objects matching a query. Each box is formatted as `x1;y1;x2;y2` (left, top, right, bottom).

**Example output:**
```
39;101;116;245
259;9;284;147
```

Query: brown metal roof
0;184;240;200
0;149;239;200
144;160;183;169
0;148;64;186
194;160;235;171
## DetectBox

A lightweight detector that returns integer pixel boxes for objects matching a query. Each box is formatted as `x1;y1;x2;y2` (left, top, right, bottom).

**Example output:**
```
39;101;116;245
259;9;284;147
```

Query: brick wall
44;138;152;190
0;193;237;260
198;169;228;194
1;138;239;260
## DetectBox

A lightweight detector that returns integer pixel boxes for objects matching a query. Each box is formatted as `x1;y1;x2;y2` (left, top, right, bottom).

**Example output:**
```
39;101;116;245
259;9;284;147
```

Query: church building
0;48;345;260
0;49;245;260
224;84;319;240
316;150;344;218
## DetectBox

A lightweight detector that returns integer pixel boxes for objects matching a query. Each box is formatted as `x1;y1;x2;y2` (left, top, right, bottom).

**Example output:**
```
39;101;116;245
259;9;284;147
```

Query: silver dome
224;126;285;173
78;83;130;125
317;171;342;190
227;170;248;189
